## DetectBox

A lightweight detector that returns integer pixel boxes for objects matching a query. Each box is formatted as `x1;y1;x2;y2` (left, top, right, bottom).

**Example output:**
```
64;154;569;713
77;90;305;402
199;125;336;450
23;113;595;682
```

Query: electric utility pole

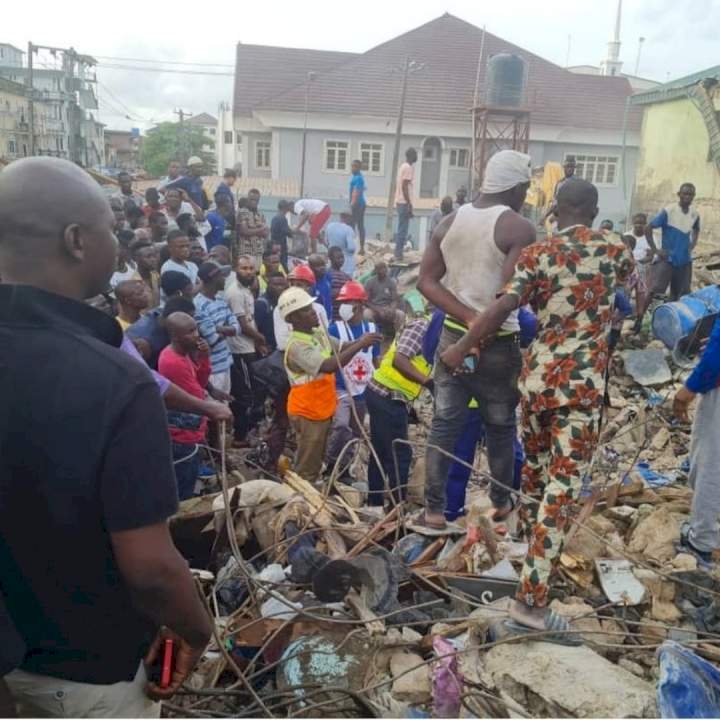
173;108;192;165
383;58;424;243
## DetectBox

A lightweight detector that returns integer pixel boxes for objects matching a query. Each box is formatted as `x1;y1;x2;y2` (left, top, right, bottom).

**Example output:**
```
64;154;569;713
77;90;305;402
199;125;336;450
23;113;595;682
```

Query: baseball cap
187;156;203;166
198;260;231;283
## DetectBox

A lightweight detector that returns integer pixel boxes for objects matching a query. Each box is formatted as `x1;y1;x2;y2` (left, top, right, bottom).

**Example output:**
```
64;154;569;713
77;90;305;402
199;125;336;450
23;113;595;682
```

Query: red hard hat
288;264;316;285
336;280;368;302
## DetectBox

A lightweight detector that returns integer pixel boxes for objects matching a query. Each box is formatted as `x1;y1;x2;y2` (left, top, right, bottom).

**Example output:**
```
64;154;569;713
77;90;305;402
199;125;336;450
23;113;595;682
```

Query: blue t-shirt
205;211;226;250
315;273;333;318
328;319;380;395
650;204;700;268
164;175;207;210
686;316;720;395
349;172;366;206
325;222;357;275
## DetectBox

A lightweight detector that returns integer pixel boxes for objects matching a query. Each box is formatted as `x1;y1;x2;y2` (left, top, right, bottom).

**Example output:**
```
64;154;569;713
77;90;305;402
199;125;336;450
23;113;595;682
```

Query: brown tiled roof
233;44;357;117
251;13;641;132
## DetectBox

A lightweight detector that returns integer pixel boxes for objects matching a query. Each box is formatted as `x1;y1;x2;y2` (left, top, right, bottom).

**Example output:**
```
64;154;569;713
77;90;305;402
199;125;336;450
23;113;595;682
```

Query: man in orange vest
279;287;381;483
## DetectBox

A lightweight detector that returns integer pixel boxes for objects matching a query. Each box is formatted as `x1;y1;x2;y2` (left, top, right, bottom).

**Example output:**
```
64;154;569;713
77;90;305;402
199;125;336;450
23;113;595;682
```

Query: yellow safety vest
372;340;431;401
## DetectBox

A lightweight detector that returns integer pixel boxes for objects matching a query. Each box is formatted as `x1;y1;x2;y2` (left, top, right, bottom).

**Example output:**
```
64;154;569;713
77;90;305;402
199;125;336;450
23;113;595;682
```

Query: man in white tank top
417;150;535;529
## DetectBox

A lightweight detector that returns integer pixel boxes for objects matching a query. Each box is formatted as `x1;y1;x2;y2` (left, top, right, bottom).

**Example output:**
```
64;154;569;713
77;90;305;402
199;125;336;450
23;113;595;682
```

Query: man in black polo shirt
0;157;213;717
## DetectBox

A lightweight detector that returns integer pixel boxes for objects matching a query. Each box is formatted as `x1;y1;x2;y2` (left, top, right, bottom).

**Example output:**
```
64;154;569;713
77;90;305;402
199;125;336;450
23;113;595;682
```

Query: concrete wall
245;131;272;177
633;96;720;245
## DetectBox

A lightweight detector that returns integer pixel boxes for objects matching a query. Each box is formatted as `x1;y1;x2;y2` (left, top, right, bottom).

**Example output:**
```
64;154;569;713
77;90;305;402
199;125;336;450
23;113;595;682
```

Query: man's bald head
0;157;117;300
166;311;199;353
556;178;598;227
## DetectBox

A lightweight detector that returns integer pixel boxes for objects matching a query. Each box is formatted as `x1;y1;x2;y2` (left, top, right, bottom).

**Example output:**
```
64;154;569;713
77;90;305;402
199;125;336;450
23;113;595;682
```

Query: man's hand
217;325;236;337
144;627;207;701
657;248;669;261
673;386;696;423
203;400;233;422
208;385;232;403
196;338;210;355
408;204;414;218
179;190;190;203
361;332;384;348
439;342;466;371
256;341;270;357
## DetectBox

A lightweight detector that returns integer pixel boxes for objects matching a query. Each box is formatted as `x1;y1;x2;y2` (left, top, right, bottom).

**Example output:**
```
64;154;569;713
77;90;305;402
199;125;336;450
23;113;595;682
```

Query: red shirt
158;346;211;444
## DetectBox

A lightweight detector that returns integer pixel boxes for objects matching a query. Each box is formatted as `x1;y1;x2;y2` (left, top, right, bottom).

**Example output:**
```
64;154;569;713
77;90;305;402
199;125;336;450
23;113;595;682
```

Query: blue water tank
652;285;720;349
486;53;527;107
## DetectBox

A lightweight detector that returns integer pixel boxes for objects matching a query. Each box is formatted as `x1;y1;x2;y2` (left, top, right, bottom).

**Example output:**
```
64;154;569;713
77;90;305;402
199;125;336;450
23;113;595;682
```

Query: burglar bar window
359;142;384;175
449;148;470;168
569;154;619;186
255;140;271;170
324;140;349;172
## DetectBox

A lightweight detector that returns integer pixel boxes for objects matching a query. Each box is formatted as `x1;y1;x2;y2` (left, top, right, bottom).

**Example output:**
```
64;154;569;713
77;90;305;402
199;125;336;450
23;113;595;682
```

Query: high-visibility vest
372;340;431;401
284;329;337;421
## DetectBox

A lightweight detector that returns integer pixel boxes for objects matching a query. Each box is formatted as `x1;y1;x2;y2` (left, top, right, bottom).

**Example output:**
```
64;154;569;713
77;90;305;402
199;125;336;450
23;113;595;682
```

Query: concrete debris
389;650;432;703
482;641;657;718
622;348;673;386
627;505;681;562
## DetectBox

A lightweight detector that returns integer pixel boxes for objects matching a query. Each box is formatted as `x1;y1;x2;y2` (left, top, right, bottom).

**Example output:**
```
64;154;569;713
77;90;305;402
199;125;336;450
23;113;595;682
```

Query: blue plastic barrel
652;286;720;349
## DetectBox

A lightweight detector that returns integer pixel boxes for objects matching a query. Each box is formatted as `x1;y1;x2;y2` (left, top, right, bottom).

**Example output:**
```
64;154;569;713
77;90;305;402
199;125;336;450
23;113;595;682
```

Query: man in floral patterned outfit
441;179;633;637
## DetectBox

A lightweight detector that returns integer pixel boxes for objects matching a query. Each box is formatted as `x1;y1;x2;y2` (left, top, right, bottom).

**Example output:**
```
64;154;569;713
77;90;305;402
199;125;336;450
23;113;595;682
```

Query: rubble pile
163;308;720;718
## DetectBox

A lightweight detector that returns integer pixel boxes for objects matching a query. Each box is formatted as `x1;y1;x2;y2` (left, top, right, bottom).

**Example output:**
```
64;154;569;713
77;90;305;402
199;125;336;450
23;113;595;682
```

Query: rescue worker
279;287;380;483
325;281;381;480
365;311;433;512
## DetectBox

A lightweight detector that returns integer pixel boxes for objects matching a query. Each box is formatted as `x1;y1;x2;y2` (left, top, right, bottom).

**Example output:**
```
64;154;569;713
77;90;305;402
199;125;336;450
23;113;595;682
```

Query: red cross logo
351;362;369;382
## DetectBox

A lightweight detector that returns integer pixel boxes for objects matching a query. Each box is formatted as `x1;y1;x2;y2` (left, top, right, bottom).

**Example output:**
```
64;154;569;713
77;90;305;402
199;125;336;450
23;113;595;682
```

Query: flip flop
408;513;464;536
491;497;517;523
504;609;583;646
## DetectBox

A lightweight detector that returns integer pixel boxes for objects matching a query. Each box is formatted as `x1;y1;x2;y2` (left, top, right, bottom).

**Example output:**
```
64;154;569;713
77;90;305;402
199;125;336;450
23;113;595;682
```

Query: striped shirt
194;294;239;373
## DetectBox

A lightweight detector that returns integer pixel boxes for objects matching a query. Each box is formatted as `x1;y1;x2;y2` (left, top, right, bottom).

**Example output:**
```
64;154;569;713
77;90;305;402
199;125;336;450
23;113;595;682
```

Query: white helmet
278;287;315;321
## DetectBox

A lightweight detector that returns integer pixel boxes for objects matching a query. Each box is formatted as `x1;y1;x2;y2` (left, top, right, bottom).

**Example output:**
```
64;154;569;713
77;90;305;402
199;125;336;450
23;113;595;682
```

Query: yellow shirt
116;317;132;332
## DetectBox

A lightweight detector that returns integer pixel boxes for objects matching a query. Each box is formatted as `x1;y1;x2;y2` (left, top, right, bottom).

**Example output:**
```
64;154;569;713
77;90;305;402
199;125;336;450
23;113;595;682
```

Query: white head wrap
481;150;532;194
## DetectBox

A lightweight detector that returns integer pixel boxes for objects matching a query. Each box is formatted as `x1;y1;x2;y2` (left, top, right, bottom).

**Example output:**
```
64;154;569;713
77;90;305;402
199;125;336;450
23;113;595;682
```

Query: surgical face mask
338;303;355;322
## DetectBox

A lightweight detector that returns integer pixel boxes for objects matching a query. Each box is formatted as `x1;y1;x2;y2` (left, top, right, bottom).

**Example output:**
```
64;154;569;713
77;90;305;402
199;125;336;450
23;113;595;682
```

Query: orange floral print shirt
504;225;633;413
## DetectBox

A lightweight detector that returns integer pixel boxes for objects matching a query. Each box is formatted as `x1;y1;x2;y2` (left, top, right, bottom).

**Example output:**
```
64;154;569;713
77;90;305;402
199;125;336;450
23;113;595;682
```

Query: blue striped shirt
194;294;239;373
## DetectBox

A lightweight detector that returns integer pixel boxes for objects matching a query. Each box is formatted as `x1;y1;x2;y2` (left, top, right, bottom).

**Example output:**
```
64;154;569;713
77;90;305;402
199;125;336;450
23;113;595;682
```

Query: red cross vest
335;320;376;397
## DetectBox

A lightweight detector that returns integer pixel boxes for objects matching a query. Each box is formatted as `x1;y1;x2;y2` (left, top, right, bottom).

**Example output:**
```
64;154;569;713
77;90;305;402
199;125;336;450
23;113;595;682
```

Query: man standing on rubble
418;149;535;529
0;157;212;716
645;182;700;301
674;316;720;565
440;179;632;638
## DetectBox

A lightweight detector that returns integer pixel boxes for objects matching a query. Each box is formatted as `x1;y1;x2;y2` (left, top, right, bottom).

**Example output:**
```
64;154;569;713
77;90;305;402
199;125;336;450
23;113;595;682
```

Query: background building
0;76;30;160
104;129;142;172
632;65;720;244
229;13;641;240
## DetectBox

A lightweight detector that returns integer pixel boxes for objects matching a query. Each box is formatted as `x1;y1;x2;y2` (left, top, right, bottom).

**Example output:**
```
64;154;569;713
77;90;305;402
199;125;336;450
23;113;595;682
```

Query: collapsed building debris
161;245;720;718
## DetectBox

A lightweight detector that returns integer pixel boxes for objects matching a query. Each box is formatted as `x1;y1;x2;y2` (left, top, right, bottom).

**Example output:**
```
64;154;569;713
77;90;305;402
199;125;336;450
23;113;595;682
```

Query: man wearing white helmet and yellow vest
279;287;381;483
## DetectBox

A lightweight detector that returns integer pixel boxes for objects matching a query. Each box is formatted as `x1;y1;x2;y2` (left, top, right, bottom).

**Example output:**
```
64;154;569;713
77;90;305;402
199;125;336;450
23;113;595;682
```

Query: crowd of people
0;146;714;717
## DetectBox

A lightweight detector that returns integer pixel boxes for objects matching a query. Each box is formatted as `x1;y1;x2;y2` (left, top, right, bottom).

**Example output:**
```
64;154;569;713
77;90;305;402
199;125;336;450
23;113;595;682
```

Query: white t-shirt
110;263;137;289
294;199;327;217
631;232;651;263
225;283;257;354
161;258;198;284
273;302;328;351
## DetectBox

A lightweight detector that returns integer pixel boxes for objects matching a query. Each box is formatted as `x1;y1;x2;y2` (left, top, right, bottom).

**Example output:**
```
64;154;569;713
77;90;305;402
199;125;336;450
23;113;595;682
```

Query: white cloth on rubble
480;150;532;194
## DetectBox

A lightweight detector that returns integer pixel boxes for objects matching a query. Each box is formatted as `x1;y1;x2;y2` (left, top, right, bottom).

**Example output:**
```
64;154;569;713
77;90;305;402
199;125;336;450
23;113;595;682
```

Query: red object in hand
160;638;174;688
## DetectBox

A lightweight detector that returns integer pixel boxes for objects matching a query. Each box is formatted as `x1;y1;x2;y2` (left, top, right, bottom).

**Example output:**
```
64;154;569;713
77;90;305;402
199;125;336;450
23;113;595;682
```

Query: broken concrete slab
622;348;673;387
627;505;680;563
390;650;432;703
482;641;657;718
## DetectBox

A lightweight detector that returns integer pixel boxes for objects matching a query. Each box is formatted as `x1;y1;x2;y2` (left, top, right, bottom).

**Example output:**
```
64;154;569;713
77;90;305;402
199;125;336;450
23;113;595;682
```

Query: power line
92;54;233;68
97;62;233;77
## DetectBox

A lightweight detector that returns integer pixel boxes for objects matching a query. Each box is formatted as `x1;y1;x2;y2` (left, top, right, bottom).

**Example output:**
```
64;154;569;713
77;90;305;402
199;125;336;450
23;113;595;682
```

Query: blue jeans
366;387;411;507
173;442;200;500
445;408;525;520
395;203;411;258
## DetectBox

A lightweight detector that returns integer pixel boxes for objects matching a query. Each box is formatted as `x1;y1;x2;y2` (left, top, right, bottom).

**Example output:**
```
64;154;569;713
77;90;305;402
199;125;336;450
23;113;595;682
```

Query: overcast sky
5;0;719;131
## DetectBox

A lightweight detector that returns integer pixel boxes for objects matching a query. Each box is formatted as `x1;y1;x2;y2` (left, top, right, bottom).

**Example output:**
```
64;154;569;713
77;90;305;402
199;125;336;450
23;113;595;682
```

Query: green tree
140;121;216;177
